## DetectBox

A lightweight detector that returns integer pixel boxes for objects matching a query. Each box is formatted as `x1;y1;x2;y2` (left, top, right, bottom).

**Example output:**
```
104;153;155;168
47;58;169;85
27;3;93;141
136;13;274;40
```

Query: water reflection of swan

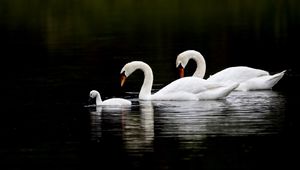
154;90;285;140
88;105;131;142
152;100;227;142
88;90;285;153
88;101;154;152
215;90;286;135
151;100;227;113
122;101;154;152
89;107;102;140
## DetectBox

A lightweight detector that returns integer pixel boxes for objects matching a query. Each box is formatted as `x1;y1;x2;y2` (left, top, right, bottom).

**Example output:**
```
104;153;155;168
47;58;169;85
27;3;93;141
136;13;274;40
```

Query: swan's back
154;77;224;96
102;98;132;106
152;77;238;100
207;66;269;83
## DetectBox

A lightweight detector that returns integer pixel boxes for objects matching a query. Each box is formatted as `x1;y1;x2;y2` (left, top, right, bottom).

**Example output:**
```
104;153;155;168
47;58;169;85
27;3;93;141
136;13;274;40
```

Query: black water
1;0;300;169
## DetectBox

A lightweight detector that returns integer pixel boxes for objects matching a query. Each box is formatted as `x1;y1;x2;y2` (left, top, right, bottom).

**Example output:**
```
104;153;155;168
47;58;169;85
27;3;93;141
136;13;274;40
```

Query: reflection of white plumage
89;90;131;106
176;50;286;91
120;61;238;100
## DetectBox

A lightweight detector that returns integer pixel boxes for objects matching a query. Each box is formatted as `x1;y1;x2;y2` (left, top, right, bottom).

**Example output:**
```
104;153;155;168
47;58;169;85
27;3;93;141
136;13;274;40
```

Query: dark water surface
1;0;300;169
87;91;290;170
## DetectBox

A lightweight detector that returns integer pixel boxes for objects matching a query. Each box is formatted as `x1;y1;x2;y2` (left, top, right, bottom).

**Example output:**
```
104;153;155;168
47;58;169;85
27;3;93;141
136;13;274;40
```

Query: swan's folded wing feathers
102;98;132;105
208;66;269;83
155;77;226;95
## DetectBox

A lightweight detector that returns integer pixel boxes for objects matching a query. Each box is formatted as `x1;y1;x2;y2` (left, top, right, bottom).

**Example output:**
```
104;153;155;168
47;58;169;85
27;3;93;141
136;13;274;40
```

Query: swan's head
120;63;133;87
89;90;99;98
120;61;150;87
176;50;204;78
176;50;196;78
176;53;188;68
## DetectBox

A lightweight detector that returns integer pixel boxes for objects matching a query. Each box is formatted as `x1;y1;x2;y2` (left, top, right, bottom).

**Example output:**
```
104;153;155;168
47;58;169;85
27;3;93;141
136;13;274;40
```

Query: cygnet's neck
95;92;103;105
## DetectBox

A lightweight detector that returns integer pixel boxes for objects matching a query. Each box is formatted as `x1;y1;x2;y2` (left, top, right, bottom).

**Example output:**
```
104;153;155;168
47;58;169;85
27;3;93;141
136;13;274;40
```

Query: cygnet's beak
120;72;127;87
178;64;184;78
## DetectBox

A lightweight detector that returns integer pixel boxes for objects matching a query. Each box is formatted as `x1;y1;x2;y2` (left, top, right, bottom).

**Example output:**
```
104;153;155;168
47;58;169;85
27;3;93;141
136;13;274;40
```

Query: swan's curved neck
131;62;153;100
191;54;206;78
95;93;102;105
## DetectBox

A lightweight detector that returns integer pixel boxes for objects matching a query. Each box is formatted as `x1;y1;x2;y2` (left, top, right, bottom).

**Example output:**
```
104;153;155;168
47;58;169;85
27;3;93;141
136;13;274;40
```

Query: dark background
1;0;299;169
1;0;299;105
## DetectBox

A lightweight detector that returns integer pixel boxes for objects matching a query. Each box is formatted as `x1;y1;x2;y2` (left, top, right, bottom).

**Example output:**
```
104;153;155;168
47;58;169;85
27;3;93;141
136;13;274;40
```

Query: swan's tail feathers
196;82;239;100
267;70;286;88
275;70;286;77
235;70;286;91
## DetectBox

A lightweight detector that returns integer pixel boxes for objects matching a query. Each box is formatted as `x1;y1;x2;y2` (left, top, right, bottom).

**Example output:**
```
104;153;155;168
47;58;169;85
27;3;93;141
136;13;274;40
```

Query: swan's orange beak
120;72;127;87
178;64;184;78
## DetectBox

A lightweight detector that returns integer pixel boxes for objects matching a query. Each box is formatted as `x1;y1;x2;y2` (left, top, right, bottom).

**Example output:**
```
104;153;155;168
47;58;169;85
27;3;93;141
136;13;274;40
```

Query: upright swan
120;61;238;100
89;90;132;106
176;50;286;91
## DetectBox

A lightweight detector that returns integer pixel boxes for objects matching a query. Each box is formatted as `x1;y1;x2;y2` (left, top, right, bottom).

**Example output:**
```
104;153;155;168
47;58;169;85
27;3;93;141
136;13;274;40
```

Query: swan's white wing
102;98;132;106
207;66;269;83
152;77;238;100
236;70;286;91
196;82;239;99
154;77;225;95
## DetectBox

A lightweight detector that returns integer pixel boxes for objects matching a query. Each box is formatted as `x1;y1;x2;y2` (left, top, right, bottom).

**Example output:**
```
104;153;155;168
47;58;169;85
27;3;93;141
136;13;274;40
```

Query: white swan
89;90;132;106
176;50;286;91
120;61;238;100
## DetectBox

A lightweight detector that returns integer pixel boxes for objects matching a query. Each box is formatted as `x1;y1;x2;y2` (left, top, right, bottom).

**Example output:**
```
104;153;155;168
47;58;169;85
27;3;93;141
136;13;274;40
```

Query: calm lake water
1;0;300;169
87;91;289;170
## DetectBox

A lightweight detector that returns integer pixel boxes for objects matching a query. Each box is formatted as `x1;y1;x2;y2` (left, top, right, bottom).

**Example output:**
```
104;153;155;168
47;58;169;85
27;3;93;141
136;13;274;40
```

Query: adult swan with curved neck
176;50;286;91
120;61;238;100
